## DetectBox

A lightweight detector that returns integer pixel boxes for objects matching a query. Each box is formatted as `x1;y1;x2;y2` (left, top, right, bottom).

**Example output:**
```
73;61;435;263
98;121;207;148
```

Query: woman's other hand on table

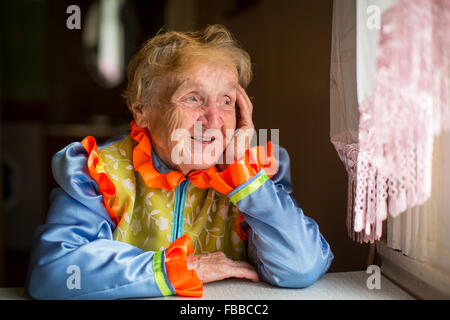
186;251;260;284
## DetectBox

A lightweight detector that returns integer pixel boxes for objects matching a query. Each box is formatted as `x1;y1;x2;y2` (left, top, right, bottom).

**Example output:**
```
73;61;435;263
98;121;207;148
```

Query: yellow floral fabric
96;135;246;261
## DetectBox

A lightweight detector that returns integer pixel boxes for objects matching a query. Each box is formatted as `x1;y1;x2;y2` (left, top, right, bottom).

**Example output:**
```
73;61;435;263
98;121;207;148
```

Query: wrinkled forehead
176;78;239;93
180;56;237;81
165;65;238;98
155;56;238;103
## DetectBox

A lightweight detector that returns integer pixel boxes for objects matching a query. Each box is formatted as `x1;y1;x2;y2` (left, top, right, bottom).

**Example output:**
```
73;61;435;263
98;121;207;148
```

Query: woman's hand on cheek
186;251;260;284
218;85;255;170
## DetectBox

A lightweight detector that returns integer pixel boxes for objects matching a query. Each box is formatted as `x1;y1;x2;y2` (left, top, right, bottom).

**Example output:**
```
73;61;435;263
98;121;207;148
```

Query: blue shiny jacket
26;137;334;299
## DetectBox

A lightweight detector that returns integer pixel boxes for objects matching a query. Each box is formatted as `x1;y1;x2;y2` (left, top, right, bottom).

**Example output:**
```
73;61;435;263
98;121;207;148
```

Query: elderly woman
26;25;333;299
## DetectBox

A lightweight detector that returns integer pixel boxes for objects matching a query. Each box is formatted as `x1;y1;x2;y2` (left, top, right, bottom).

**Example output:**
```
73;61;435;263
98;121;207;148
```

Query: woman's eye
183;95;202;106
223;97;232;105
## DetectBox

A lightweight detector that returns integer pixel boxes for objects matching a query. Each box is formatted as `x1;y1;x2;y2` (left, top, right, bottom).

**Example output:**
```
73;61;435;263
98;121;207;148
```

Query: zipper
171;180;190;242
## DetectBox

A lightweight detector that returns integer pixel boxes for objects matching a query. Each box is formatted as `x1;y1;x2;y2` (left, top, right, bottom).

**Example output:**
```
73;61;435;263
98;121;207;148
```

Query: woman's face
141;60;239;175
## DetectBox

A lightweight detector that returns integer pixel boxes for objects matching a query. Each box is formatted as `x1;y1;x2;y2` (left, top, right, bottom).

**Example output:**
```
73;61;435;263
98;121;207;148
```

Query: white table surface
0;271;414;300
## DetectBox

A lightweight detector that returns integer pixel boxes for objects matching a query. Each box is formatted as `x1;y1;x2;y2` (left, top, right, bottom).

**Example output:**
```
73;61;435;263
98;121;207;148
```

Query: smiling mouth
191;136;216;144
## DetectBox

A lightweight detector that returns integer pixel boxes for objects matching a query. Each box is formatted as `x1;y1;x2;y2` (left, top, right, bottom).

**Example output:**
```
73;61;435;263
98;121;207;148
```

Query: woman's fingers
186;252;260;284
230;258;257;271
225;268;259;283
237;85;253;112
221;259;260;283
217;85;254;168
228;263;260;282
236;85;253;128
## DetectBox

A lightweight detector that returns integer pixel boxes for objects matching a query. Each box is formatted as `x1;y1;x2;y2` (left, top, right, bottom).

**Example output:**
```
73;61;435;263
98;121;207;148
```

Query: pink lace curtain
330;0;450;243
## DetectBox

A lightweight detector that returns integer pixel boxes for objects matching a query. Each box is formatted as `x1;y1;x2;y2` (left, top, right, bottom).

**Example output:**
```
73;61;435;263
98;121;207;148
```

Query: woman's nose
199;105;224;129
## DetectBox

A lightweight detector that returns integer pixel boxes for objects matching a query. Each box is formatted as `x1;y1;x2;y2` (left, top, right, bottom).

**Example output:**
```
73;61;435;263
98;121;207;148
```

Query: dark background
0;0;371;287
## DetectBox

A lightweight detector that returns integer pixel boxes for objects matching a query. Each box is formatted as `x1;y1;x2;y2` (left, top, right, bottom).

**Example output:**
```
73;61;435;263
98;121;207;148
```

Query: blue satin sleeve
25;142;175;299
228;145;334;288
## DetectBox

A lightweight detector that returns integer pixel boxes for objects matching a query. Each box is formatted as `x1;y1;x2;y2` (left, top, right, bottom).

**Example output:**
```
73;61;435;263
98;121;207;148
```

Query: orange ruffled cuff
165;234;203;297
81;136;120;226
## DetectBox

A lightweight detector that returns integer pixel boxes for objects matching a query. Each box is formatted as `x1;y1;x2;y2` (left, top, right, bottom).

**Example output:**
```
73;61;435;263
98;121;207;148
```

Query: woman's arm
228;144;334;288
26;142;176;299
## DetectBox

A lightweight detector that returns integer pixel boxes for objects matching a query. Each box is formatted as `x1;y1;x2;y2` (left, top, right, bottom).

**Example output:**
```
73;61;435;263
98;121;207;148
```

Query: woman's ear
131;102;150;128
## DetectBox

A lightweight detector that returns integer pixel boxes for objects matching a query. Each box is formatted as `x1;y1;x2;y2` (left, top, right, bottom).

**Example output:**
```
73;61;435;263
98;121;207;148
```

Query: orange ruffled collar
81;121;276;226
129;120;276;195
